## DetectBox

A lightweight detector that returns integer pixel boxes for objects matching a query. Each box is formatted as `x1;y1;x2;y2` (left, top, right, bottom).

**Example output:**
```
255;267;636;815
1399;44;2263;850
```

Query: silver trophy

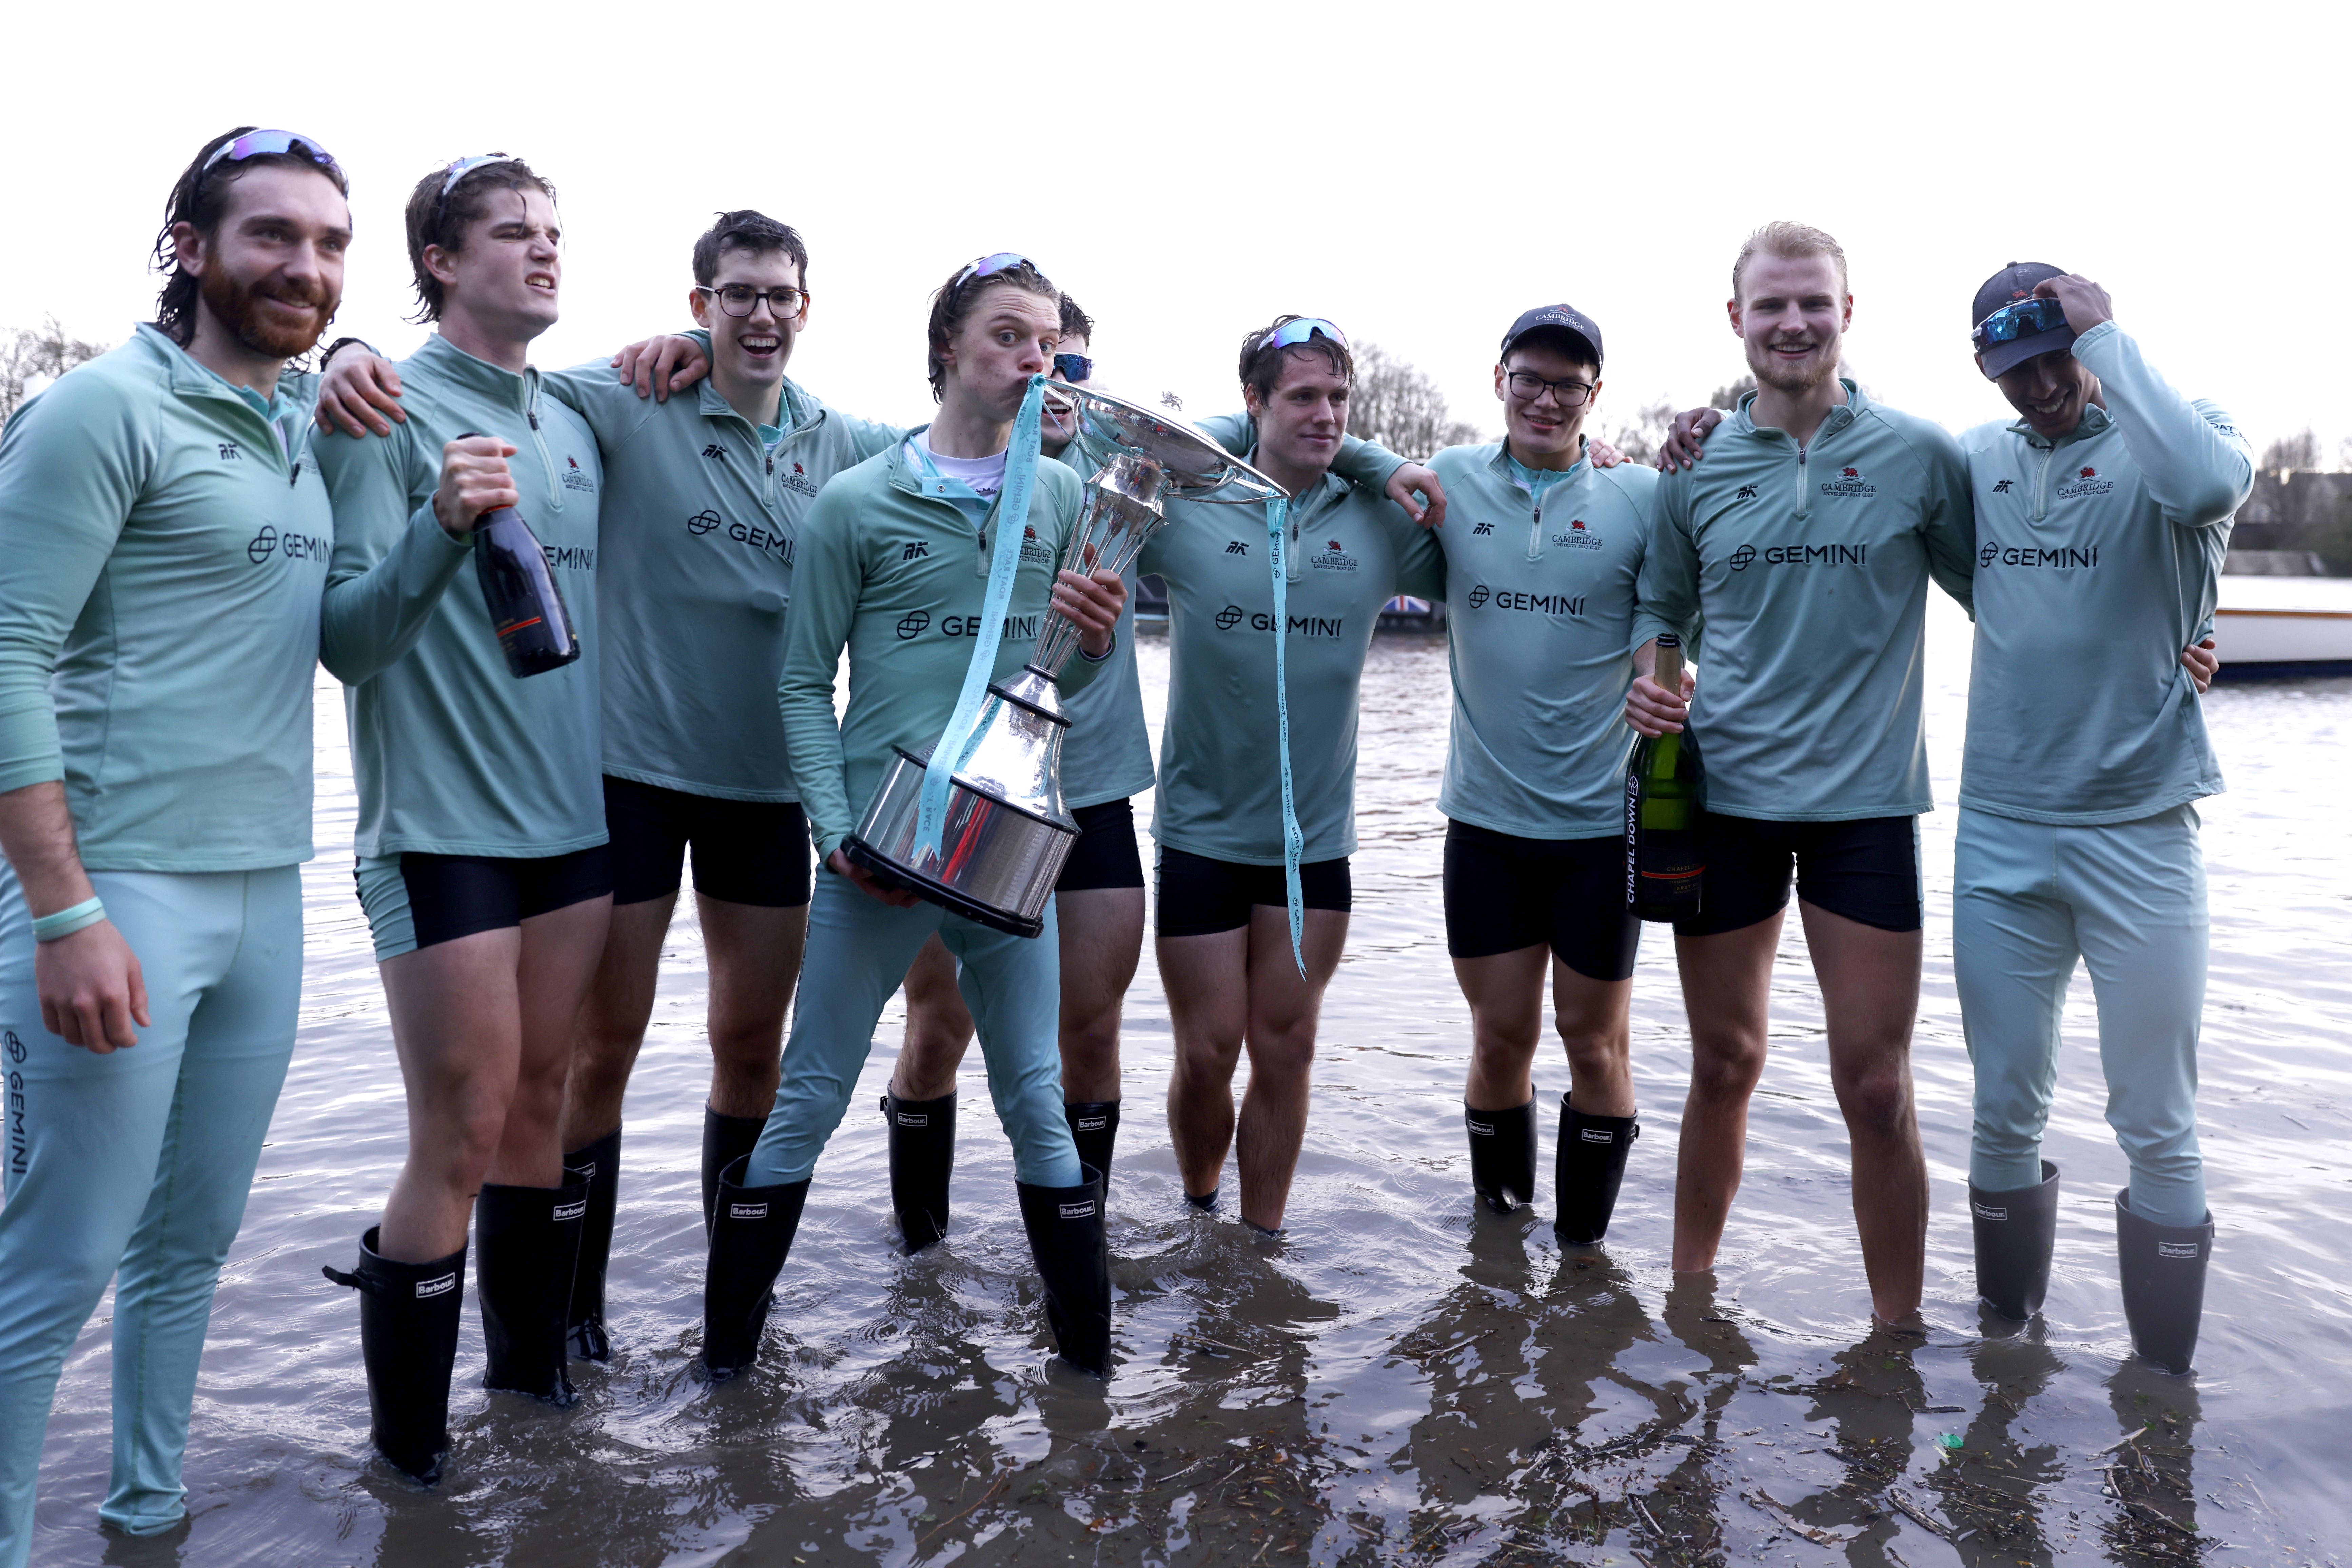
843;383;1286;936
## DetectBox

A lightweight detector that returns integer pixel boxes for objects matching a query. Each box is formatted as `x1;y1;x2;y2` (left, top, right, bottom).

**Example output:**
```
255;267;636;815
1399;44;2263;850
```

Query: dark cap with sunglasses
1500;305;1603;368
1969;262;2074;379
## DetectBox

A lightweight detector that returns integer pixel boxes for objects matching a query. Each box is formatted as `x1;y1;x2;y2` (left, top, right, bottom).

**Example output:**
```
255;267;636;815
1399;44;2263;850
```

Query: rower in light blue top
1949;264;2249;1376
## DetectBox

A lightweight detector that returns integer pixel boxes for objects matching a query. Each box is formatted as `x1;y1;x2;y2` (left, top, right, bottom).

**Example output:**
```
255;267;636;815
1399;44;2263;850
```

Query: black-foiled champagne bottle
1626;633;1704;921
475;503;580;678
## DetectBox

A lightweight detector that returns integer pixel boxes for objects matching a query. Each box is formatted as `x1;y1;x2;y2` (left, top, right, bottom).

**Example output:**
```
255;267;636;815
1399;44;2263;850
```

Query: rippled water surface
27;598;2352;1566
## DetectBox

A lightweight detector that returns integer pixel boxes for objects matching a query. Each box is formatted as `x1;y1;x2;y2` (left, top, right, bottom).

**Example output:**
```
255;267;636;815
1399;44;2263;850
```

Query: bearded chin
1750;340;1838;397
198;264;334;360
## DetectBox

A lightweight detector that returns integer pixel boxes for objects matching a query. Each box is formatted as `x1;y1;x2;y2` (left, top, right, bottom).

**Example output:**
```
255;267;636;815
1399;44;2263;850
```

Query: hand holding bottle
1625;638;1697;736
433;436;519;538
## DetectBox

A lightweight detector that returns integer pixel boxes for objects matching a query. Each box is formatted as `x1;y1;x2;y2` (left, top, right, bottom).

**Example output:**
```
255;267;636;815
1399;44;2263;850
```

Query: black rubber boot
701;1154;810;1381
1554;1099;1640;1245
564;1127;622;1361
883;1089;956;1253
1970;1160;2060;1321
1065;1100;1121;1194
475;1178;587;1404
323;1227;466;1482
1466;1096;1540;1214
1016;1165;1112;1375
701;1107;767;1234
2115;1190;2214;1375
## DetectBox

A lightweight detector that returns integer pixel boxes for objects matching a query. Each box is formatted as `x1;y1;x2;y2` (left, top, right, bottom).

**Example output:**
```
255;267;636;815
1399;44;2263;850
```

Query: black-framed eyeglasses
697;284;809;320
1052;353;1092;383
1504;370;1596;406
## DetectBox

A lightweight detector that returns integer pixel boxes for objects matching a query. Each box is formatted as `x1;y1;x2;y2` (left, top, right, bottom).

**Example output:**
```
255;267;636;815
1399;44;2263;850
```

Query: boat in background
2214;569;2352;679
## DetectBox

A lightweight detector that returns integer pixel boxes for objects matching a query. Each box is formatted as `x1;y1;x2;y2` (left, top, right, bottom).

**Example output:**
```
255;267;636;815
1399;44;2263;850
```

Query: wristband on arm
31;896;106;943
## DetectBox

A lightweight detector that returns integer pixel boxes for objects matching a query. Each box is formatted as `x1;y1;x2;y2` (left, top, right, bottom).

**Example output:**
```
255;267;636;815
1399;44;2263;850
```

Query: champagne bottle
475;504;580;677
1626;633;1704;921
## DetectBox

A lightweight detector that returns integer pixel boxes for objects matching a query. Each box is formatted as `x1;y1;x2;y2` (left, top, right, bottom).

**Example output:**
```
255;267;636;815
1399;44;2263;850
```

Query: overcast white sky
8;2;2344;457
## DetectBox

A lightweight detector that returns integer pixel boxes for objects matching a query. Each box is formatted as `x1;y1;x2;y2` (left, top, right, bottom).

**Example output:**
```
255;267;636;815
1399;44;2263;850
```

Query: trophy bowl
841;383;1286;937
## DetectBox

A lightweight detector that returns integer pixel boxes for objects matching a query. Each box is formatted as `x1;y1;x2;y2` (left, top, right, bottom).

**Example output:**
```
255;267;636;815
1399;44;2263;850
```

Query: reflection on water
23;597;2352;1565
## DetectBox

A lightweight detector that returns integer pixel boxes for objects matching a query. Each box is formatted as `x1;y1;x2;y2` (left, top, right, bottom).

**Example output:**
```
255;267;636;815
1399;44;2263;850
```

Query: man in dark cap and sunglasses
1949;266;2248;1373
0;129;479;1552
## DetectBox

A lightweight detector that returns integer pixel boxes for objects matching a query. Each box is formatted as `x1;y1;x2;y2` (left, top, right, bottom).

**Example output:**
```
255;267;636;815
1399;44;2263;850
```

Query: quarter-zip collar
2007;404;2115;522
695;375;824;512
1246;448;1350;584
135;322;313;484
888;425;1014;575
1492;437;1589;561
412;332;564;512
1728;377;1865;521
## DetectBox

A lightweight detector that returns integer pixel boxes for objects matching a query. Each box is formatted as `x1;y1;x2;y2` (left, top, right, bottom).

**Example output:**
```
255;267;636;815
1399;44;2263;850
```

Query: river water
25;596;2352;1567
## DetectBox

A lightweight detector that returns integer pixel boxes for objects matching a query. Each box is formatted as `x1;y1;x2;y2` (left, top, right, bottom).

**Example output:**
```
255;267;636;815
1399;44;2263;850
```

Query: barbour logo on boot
1073;1114;1107;1132
1467;1119;1494;1136
1580;1128;1615;1144
554;1200;587;1221
416;1273;456;1299
1973;1202;2007;1221
2158;1241;2199;1259
1059;1201;1096;1219
896;1111;928;1127
731;1202;768;1220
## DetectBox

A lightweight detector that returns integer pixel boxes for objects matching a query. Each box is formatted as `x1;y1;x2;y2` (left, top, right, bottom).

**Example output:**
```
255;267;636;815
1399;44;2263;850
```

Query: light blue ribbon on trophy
914;374;1050;864
1264;495;1307;977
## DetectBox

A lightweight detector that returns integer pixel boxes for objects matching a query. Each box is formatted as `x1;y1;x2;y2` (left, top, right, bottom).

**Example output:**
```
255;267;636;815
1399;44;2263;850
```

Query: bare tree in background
1;317;111;427
1708;374;1757;409
1347;343;1485;460
1603;397;1680;465
2262;428;2322;475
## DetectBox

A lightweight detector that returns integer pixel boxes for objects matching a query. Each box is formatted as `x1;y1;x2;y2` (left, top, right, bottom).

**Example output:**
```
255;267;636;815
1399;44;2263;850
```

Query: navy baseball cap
1500;305;1603;368
1970;262;2074;379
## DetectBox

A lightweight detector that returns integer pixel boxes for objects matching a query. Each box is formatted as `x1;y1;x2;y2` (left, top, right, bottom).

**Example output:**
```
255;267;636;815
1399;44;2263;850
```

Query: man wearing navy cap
1421;306;1665;1245
1951;264;2248;1373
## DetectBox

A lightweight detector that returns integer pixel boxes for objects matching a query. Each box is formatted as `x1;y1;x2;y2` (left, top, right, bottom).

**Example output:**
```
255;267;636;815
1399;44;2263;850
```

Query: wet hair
691;209;809;288
151;127;349;347
1059;293;1094;344
1732;220;1849;302
402;156;557;324
1239;315;1352;403
923;256;1058;403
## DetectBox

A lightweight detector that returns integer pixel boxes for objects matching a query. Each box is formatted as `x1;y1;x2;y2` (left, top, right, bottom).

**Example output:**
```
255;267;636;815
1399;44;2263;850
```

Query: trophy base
842;835;1048;939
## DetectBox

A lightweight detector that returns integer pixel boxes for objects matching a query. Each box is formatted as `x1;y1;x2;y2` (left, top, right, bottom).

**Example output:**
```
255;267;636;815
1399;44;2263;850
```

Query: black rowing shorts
1675;812;1921;937
356;845;614;961
605;774;812;909
1057;798;1146;893
1442;820;1641;981
1154;845;1351;938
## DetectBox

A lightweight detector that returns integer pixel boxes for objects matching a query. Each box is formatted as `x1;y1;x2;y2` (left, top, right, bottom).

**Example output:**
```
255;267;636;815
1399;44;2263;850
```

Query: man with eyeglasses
0;130;478;1552
700;252;1128;1380
1946;266;2246;1372
1420;306;1663;1244
1147;315;1444;1237
318;212;905;1368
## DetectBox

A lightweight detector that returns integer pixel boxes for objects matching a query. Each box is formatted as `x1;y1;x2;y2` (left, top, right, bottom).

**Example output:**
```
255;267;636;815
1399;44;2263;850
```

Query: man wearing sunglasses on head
699;253;1128;1379
318;213;907;1369
1146;315;1445;1237
1419;306;1663;1244
0;129;480;1554
314;152;612;1479
1946;266;2247;1373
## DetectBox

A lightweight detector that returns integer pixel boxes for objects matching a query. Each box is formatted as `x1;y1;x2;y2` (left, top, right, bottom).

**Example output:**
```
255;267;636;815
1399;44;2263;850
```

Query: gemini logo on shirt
561;455;596;493
1466;584;1585;617
245;525;331;565
542;544;596;572
1310;538;1359;572
896;611;930;639
1212;605;1343;638
687;509;721;535
1728;542;1866;571
1979;541;2099;570
941;613;1041;640
2056;465;2116;499
1819;466;1876;498
6;1027;25;1177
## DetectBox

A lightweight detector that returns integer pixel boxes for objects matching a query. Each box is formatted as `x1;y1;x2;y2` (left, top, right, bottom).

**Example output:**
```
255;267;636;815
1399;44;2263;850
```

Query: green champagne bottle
1626;633;1704;921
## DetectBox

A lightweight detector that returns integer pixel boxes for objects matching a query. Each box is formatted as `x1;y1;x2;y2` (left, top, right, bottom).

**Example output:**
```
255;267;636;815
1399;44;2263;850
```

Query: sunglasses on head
1972;296;2069;350
1259;317;1348;356
951;251;1048;298
202;129;340;180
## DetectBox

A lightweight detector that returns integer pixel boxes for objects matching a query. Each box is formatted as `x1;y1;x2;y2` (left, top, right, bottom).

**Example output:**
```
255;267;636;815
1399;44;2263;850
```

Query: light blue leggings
748;871;1081;1189
1953;805;2207;1226
0;865;300;1564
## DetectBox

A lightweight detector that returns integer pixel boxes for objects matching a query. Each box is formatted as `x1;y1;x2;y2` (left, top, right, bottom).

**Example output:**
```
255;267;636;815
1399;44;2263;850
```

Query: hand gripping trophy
844;381;1285;936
